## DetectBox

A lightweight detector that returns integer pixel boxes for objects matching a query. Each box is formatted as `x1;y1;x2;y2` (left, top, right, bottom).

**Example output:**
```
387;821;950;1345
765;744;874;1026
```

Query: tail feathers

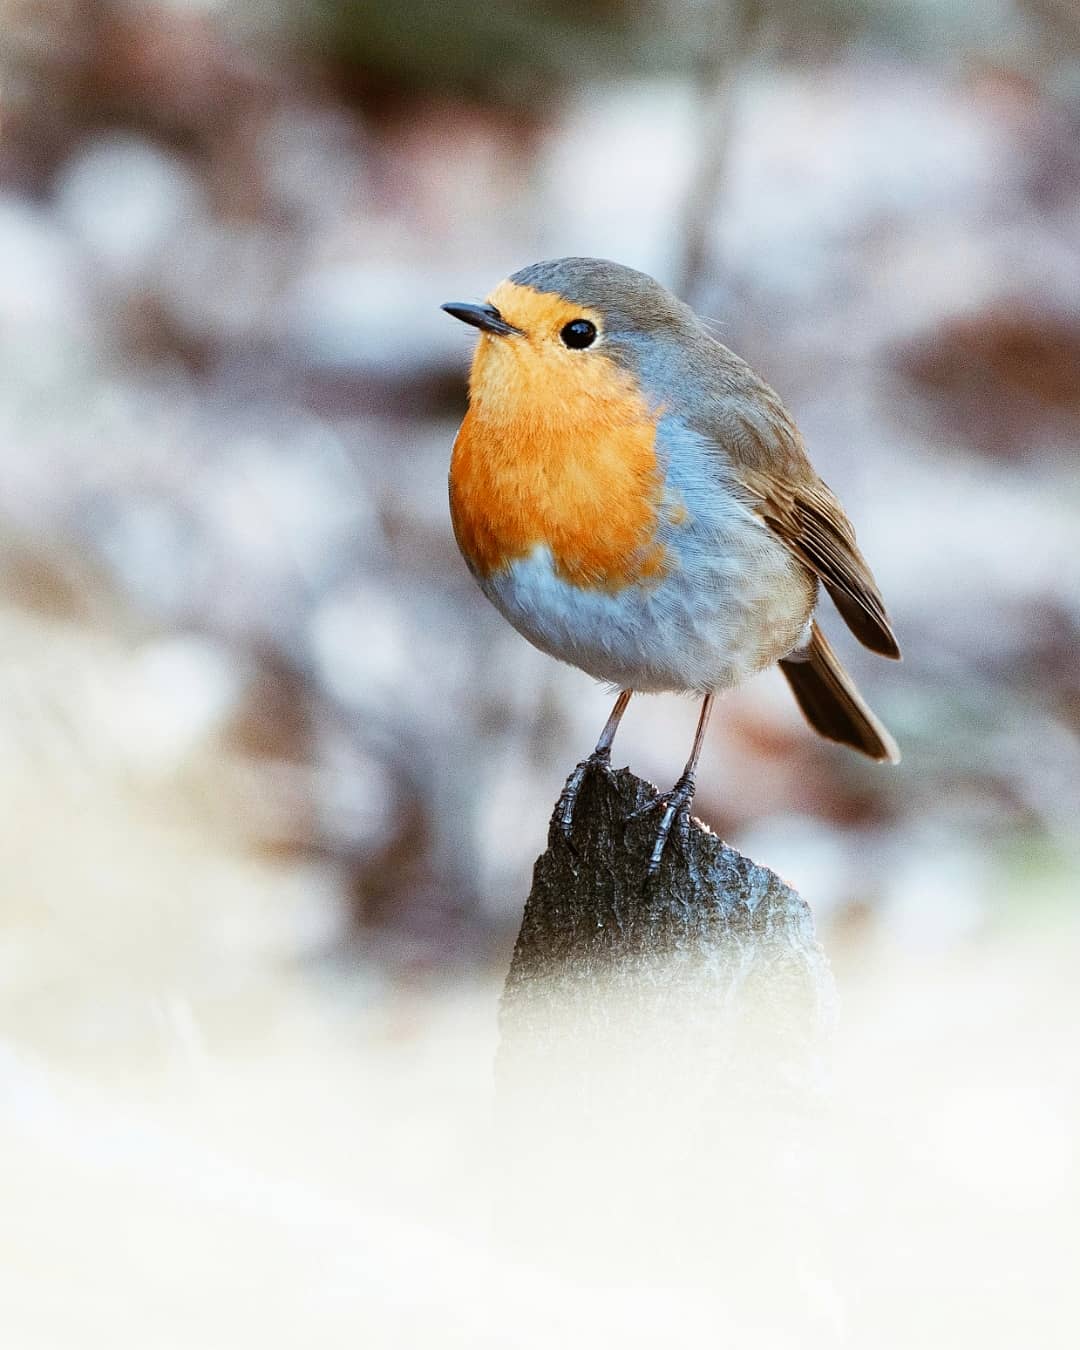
779;623;900;764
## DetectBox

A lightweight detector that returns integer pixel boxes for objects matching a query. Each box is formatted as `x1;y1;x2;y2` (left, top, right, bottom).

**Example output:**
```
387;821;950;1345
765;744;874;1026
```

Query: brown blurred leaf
896;303;1080;457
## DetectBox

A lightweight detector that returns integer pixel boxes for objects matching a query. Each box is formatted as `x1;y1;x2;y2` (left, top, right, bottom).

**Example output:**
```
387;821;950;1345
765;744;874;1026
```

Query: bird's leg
645;693;715;877
557;690;633;836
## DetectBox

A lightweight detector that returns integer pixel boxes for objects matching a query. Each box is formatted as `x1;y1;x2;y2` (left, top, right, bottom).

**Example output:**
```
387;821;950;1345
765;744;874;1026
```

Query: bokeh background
2;1;1078;1345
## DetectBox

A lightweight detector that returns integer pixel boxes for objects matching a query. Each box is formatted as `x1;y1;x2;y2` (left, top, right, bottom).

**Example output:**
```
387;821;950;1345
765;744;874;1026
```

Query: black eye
560;319;597;349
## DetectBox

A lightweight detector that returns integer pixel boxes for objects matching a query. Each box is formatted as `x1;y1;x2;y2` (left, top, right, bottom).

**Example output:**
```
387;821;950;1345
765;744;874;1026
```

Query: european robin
442;258;900;874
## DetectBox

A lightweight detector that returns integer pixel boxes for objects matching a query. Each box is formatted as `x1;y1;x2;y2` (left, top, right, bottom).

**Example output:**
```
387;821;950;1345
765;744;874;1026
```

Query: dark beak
441;302;523;337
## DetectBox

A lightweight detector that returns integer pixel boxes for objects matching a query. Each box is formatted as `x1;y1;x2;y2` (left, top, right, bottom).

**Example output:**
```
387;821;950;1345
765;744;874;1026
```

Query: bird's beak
441;302;523;337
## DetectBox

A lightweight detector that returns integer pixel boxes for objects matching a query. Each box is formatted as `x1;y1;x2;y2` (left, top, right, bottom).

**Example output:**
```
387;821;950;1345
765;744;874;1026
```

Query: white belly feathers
480;484;815;694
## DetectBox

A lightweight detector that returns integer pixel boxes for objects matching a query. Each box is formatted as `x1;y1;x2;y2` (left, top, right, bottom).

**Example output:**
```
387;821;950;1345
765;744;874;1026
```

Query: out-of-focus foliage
298;0;1080;103
304;0;697;101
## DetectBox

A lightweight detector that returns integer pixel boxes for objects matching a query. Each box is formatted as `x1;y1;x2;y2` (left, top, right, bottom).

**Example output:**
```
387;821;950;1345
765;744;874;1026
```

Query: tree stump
494;761;838;1321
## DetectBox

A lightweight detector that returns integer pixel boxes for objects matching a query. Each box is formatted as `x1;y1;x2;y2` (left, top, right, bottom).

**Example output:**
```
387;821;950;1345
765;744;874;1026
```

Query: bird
441;257;900;875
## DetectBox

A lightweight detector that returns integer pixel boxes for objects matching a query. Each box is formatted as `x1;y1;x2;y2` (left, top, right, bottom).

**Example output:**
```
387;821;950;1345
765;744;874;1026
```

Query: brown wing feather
748;473;901;659
686;340;901;660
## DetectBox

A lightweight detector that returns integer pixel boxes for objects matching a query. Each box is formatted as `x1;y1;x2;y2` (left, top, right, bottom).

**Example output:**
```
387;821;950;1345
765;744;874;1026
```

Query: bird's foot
629;772;697;878
556;748;614;839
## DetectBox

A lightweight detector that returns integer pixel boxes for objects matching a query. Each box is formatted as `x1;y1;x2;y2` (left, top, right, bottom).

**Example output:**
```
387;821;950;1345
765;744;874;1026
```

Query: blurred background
2;0;1078;1345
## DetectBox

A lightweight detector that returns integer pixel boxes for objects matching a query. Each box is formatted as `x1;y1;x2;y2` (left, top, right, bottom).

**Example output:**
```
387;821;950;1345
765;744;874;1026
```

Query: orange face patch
449;280;666;592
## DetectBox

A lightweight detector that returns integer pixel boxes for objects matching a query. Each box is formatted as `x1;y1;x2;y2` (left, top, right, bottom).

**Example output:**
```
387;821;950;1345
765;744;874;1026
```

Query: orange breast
449;289;666;592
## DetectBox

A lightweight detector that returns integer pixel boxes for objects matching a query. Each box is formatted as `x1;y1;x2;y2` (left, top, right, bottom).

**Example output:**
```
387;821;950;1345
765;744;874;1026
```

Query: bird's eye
560;319;597;349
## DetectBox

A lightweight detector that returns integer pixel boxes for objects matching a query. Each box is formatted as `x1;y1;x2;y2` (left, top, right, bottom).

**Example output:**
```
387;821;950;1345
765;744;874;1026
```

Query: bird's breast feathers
449;396;814;690
448;332;670;592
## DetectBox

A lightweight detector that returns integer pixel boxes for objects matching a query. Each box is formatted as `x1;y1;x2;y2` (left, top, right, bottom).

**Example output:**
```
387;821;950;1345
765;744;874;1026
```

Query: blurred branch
676;0;767;305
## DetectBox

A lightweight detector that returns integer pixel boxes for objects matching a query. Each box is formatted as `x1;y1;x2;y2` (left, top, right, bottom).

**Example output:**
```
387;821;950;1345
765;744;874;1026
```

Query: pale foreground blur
2;612;1075;1349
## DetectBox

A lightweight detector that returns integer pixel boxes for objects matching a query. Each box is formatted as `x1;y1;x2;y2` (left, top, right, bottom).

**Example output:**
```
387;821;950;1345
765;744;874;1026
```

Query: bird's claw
556;749;613;839
627;772;697;878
